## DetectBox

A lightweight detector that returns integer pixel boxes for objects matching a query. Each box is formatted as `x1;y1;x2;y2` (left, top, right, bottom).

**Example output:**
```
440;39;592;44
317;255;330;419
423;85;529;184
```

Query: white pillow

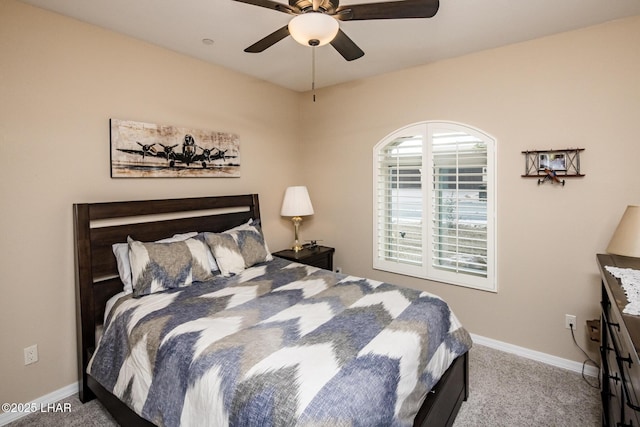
112;232;197;294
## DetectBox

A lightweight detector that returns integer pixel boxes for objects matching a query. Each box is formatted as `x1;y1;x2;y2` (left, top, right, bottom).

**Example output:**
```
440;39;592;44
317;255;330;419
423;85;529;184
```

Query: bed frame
73;194;469;427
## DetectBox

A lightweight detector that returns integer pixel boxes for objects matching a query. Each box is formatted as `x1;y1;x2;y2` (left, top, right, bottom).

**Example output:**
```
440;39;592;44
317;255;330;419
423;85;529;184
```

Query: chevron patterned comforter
88;257;472;427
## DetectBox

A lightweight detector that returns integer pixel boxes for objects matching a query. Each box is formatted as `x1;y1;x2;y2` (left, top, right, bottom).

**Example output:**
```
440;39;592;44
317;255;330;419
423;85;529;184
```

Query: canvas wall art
110;119;240;178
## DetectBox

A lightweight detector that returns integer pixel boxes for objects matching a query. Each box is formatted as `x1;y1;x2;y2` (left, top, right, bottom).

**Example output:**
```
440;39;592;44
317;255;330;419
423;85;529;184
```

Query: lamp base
291;216;303;252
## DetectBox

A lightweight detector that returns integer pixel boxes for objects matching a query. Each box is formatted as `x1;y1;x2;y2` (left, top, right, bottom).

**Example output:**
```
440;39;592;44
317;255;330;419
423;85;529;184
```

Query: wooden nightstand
272;245;335;271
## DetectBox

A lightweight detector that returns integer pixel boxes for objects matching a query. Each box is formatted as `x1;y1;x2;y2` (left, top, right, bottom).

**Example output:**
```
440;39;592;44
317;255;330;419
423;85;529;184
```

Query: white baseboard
471;333;599;377
0;336;598;426
0;382;78;426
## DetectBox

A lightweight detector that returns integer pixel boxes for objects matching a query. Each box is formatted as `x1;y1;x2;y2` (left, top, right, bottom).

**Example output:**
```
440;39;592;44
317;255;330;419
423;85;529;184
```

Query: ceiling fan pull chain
312;46;316;102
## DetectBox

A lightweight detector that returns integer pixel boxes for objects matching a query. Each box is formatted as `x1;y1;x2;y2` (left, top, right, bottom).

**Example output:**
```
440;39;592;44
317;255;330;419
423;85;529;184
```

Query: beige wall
300;16;640;361
0;0;300;406
2;0;640;410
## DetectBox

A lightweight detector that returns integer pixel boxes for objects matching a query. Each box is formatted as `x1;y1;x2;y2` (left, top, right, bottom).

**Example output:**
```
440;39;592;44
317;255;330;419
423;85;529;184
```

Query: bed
73;194;471;427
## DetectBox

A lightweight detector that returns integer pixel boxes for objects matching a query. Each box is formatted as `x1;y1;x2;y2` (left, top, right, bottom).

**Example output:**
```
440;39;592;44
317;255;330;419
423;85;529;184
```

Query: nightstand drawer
273;246;335;271
298;253;332;269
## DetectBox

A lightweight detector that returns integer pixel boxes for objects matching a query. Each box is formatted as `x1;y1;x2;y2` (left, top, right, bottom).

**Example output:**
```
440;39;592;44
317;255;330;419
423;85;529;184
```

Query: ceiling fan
233;0;440;61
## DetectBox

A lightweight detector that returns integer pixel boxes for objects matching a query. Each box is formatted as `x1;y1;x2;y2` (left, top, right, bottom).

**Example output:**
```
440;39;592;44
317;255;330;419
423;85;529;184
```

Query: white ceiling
19;0;640;92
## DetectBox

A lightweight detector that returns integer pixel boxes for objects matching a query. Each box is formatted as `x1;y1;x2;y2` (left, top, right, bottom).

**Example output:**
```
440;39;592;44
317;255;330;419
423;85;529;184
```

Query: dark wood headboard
73;194;260;402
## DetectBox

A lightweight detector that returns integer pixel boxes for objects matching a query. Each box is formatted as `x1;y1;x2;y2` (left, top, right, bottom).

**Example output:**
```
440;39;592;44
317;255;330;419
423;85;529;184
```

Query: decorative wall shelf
521;148;585;186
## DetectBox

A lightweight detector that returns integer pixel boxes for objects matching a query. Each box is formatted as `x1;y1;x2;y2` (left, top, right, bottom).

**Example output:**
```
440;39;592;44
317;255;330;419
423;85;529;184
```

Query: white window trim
373;121;497;292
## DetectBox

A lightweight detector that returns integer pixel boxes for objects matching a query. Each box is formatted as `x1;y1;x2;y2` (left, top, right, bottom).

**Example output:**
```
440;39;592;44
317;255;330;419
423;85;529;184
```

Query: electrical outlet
24;344;38;365
565;314;577;330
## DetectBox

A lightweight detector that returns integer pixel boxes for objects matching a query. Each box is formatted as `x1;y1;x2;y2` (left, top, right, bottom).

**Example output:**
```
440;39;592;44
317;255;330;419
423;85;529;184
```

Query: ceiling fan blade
330;29;364;61
244;25;291;53
232;0;297;15
335;0;439;20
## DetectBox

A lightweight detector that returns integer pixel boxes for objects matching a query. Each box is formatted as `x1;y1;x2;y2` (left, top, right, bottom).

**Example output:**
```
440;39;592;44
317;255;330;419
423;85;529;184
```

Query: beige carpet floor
8;344;600;426
453;345;600;426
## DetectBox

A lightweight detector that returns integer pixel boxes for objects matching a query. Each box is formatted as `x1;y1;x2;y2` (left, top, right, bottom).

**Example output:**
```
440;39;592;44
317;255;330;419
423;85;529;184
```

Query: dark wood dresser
598;254;640;426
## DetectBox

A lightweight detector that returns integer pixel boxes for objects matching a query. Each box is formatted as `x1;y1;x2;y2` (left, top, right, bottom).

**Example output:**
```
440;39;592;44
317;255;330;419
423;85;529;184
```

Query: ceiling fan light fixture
288;13;339;47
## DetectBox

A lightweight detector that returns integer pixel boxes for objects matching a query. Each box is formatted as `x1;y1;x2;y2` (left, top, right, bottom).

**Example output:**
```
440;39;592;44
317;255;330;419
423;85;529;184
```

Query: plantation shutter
375;133;424;268
373;122;495;292
430;130;489;279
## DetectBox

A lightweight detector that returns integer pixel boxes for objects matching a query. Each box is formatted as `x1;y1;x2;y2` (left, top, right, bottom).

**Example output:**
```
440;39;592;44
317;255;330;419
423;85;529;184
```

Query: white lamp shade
281;186;314;217
607;205;640;257
288;13;339;47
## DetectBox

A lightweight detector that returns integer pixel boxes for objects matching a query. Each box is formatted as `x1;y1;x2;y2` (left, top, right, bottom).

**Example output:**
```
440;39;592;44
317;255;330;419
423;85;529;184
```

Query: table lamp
281;186;314;252
607;205;640;257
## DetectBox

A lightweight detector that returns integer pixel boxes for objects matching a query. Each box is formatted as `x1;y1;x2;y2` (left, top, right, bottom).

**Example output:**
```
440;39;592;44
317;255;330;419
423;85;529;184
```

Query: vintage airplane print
110;119;240;178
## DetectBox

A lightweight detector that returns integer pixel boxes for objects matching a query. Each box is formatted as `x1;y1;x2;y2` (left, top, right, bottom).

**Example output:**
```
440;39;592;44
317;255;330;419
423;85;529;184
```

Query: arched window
373;121;496;292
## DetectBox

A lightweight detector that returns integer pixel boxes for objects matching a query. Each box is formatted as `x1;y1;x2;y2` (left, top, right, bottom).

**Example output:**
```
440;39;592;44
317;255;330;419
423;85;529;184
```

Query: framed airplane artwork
110;119;240;178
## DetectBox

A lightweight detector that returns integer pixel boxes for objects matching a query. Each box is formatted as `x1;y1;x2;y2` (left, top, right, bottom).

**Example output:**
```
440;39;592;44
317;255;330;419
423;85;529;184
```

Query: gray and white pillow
128;236;213;297
205;224;272;277
112;232;198;295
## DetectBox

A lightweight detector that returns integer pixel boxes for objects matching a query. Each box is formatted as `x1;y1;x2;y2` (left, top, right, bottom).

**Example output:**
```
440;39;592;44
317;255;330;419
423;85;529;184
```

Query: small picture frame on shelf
538;152;566;171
